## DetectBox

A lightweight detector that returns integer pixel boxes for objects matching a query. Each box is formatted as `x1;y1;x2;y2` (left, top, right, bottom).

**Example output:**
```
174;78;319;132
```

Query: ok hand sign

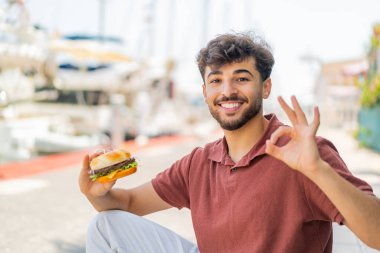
265;96;323;176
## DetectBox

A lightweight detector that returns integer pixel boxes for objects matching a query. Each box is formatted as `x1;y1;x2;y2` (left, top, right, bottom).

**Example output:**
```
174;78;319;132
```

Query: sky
2;0;380;106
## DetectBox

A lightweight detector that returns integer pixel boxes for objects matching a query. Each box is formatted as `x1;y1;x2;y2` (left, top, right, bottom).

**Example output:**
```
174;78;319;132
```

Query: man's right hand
79;150;172;215
79;151;116;198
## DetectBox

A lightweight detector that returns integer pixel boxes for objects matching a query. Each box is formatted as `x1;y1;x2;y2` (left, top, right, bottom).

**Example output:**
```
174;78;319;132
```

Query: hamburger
89;149;138;183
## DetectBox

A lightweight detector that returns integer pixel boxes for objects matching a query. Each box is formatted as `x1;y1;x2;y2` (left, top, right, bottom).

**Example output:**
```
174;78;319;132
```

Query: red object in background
0;135;190;180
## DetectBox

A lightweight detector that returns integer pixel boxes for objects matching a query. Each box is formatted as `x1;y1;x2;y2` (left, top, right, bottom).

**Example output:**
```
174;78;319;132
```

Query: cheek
204;95;214;106
245;87;261;98
204;87;218;101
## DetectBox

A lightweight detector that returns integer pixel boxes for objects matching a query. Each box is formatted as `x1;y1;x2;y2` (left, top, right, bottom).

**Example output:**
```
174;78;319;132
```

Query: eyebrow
234;69;254;77
206;68;254;79
206;70;222;79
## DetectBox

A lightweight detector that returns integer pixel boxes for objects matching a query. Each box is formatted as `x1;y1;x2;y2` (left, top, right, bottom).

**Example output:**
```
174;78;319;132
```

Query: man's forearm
305;160;380;249
85;182;172;216
86;188;131;212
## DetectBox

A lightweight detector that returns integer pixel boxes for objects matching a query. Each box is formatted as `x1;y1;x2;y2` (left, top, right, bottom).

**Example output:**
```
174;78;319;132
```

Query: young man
79;33;380;252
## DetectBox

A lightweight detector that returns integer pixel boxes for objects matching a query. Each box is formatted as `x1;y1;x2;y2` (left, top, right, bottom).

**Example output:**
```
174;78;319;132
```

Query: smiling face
202;57;271;131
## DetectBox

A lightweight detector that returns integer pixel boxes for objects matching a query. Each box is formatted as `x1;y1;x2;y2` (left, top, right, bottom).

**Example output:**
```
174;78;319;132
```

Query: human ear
202;84;207;101
262;78;272;99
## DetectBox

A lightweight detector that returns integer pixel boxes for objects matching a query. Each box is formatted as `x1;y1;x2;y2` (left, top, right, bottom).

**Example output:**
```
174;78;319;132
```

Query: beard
208;93;263;131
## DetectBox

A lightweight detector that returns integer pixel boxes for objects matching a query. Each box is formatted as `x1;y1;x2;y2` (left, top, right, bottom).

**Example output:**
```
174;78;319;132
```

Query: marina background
1;1;380;252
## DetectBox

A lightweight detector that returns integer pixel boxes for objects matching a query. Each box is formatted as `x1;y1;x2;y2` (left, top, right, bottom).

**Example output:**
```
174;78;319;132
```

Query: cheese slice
107;169;122;179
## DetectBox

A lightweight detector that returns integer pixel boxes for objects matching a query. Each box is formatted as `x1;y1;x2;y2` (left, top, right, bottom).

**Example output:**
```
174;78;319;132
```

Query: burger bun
90;149;131;170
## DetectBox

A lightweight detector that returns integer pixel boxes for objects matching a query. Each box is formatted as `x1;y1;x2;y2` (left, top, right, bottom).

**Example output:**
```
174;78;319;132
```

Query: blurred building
315;58;367;128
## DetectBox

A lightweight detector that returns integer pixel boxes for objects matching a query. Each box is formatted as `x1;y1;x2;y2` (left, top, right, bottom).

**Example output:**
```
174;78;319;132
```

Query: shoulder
187;138;224;162
313;136;357;182
172;138;222;166
315;136;339;152
203;138;223;152
315;136;346;167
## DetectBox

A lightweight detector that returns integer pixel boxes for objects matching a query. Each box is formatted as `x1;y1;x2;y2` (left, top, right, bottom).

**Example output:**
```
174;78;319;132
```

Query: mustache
214;94;247;105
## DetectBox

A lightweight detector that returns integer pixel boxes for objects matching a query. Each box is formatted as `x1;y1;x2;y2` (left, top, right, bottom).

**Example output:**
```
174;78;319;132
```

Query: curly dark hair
196;32;275;82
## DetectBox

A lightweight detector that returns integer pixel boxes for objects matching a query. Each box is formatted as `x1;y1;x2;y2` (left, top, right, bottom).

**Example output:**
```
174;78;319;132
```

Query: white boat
0;2;189;164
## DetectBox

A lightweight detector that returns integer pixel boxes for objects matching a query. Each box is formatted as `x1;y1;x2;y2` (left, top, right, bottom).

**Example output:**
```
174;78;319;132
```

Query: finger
265;139;285;160
89;148;107;161
266;126;292;160
278;96;297;126
80;154;92;181
311;106;320;135
103;180;116;191
269;126;292;144
291;96;308;125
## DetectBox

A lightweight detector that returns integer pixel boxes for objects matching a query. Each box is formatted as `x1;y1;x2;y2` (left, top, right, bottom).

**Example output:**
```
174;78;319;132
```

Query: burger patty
91;157;135;176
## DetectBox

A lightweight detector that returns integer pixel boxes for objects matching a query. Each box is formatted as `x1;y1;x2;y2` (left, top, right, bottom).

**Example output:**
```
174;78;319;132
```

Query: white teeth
221;103;239;109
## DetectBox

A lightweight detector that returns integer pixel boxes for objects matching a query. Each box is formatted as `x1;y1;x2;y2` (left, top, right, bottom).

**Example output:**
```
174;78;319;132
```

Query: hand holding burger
89;149;138;183
78;148;138;210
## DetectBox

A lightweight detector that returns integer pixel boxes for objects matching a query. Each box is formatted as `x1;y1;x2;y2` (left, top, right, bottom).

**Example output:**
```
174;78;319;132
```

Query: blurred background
0;0;380;161
1;0;380;252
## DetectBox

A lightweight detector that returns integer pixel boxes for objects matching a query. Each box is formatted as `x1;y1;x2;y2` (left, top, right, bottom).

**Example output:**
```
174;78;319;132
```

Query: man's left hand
265;96;324;175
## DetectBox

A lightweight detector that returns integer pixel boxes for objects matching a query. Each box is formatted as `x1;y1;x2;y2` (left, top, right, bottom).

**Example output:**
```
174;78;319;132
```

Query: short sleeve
302;137;374;224
151;148;200;209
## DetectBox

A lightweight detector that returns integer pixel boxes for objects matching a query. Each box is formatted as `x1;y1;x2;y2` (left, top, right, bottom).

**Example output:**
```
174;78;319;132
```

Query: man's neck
224;114;269;163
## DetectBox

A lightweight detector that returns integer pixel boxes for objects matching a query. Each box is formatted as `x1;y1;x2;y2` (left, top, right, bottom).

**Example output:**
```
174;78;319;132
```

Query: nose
221;80;237;97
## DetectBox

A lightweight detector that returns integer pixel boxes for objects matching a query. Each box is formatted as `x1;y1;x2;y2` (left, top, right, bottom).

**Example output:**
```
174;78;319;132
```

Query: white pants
86;210;199;253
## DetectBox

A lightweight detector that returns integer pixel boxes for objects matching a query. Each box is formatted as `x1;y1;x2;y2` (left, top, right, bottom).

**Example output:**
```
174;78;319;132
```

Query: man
79;32;380;252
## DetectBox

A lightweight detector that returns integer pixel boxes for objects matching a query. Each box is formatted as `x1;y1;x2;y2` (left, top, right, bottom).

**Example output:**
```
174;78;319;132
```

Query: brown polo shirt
152;114;374;253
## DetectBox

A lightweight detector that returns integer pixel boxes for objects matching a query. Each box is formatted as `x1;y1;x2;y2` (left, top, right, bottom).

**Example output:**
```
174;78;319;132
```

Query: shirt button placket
227;167;238;189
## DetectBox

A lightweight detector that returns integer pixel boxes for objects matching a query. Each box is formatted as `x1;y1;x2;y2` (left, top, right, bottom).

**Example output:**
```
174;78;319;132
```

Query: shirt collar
208;114;284;165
